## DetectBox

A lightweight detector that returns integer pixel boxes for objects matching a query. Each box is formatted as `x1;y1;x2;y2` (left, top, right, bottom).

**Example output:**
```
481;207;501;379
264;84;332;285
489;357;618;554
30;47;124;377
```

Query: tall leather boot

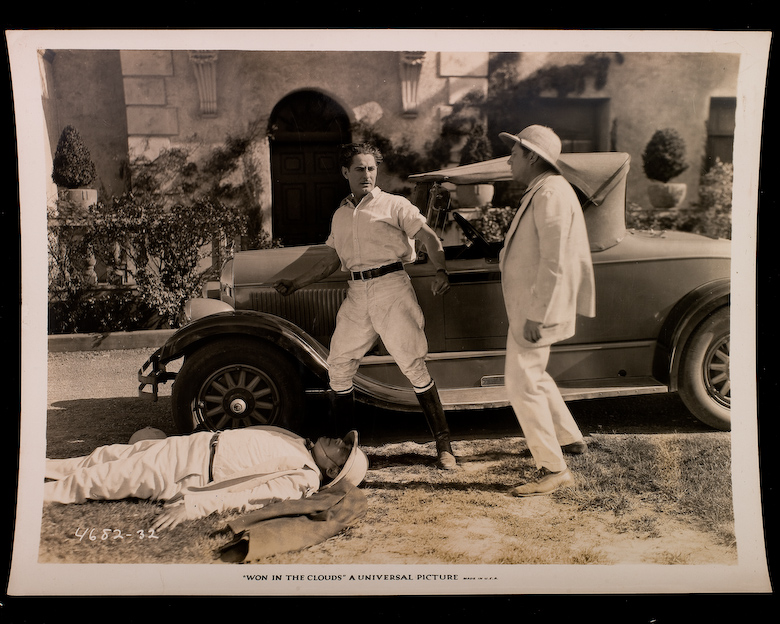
416;383;457;470
328;388;355;437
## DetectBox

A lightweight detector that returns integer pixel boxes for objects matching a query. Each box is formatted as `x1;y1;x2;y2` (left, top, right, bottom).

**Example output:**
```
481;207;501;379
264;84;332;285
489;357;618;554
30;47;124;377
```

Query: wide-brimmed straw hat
321;430;368;490
499;124;563;173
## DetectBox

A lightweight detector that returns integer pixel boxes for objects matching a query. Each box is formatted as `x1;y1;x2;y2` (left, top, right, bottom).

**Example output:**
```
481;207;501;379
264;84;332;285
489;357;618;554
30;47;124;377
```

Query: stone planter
456;183;495;207
58;188;98;214
647;181;687;209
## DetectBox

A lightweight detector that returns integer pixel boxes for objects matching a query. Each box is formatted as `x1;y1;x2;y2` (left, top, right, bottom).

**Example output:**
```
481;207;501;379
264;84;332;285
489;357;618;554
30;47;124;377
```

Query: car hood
228;244;349;289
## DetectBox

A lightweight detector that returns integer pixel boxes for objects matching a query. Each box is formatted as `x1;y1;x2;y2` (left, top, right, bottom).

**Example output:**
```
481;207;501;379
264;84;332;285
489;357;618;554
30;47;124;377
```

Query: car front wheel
678;307;730;431
171;338;305;434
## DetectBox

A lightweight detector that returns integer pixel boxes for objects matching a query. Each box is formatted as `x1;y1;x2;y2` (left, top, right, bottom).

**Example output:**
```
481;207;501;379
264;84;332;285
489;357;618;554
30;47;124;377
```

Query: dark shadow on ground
357;392;715;446
44;392;715;459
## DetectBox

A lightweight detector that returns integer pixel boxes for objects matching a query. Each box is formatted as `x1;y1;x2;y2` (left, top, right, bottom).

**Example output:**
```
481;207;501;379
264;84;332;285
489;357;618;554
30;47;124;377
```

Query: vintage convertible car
139;152;731;434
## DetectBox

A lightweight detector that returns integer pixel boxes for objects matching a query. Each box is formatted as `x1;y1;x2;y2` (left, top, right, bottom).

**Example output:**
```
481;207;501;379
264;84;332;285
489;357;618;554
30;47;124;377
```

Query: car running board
438;377;669;410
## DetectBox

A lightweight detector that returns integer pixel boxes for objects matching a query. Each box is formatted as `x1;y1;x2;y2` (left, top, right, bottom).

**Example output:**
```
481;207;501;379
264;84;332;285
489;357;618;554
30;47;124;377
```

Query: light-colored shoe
510;467;575;497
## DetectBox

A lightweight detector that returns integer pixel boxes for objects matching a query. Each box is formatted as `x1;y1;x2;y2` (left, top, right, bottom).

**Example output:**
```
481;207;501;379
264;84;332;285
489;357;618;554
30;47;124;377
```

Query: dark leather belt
207;432;220;482
351;261;403;281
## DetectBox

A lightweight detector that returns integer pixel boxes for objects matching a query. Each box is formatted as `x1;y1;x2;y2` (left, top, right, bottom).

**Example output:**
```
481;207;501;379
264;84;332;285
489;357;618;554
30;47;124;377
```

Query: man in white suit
498;125;596;496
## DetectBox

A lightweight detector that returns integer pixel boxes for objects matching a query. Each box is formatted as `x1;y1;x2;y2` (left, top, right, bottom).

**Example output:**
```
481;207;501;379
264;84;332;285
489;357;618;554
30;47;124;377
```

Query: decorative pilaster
399;52;426;117
188;51;219;116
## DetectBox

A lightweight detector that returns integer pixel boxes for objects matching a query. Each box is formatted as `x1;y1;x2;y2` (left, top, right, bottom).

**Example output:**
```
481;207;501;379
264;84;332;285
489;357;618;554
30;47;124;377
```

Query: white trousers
44;433;213;504
327;271;432;392
505;330;584;473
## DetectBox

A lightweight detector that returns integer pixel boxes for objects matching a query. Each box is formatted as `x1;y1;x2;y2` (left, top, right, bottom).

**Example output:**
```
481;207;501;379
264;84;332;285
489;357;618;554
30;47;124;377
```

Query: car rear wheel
171;338;305;434
679;307;730;431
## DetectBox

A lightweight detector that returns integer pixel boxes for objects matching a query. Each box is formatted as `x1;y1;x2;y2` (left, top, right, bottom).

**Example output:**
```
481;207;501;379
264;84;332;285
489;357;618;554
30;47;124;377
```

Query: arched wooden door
269;91;351;246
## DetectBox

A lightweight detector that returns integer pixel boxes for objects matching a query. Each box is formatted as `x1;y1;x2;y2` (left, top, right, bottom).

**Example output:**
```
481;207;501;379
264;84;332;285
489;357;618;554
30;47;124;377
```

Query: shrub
47;122;282;333
625;201;694;232
625;159;732;240
690;158;732;239
459;123;493;165
429;91;487;168
52;125;97;188
47;222;160;333
48;194;247;331
641;128;689;183
48;287;157;334
86;194;247;325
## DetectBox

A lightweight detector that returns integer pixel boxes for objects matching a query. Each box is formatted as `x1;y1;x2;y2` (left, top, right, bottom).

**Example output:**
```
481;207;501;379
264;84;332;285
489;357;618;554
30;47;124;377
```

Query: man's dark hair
340;143;383;169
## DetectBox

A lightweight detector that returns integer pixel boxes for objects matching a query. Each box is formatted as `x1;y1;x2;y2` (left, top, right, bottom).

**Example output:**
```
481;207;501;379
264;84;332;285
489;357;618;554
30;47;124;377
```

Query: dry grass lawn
39;431;735;566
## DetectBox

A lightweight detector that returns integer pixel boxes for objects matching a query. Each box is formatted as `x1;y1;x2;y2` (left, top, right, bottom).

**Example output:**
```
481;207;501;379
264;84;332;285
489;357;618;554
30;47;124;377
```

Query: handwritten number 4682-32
75;527;160;542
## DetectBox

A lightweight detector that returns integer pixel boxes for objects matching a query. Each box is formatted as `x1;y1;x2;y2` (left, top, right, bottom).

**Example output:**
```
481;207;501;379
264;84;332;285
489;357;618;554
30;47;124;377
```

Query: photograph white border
8;28;773;596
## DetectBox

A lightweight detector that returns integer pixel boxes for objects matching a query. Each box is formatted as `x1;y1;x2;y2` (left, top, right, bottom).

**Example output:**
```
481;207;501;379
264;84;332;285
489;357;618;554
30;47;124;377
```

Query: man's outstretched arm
273;246;341;296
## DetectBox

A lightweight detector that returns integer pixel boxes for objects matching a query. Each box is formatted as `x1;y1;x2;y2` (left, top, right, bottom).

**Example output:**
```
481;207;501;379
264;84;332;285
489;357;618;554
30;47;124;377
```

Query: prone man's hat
321;430;368;490
128;427;168;444
499;124;563;173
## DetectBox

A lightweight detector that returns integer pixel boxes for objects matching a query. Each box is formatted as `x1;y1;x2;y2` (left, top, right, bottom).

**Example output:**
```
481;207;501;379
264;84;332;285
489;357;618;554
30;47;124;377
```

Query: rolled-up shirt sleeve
394;198;427;238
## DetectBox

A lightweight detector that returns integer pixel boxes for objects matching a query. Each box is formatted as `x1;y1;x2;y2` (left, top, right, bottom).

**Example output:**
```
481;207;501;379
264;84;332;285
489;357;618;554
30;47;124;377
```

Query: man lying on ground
44;425;368;530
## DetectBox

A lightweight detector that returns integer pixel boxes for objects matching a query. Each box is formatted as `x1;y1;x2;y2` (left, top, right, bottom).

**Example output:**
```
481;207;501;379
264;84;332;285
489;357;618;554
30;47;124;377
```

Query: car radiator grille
250;287;347;343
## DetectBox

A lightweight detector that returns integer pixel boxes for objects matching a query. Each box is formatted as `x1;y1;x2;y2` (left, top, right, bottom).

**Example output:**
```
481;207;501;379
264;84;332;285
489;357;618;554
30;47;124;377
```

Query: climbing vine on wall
484;52;621;154
129;117;275;250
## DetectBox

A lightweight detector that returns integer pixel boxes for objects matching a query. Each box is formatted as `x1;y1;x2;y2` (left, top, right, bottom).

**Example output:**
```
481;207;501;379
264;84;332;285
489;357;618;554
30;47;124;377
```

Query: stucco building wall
42;48;739;232
594;52;740;206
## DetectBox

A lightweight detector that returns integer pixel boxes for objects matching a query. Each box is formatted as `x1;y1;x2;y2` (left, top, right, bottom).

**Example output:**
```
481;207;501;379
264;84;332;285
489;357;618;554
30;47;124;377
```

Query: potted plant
456;123;495;207
52;125;98;213
641;128;689;208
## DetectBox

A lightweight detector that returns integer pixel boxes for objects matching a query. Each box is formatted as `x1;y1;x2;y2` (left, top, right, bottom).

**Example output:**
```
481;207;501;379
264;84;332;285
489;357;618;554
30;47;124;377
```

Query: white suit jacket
499;172;596;347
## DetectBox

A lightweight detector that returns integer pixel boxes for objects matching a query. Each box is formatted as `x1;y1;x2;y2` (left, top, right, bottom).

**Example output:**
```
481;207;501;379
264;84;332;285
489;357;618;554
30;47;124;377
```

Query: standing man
273;143;457;470
497;125;596;496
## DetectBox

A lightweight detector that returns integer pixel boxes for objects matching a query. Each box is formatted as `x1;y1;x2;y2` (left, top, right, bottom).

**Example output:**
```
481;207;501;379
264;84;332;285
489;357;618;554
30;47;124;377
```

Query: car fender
652;278;730;390
154;310;423;411
158;310;330;382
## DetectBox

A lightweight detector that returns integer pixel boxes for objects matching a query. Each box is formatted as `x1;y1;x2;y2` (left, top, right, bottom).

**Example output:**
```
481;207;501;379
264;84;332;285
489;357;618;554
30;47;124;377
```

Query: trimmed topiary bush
641;128;689;183
52;125;97;189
